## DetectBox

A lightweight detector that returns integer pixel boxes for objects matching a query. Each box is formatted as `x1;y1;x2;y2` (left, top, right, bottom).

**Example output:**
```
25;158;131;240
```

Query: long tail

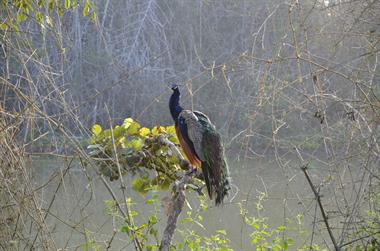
201;131;231;205
201;158;230;205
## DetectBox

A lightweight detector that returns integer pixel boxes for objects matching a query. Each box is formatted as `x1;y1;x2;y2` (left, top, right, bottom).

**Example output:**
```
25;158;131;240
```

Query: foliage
119;194;161;250
0;0;96;32
173;229;233;251
238;192;330;251
347;186;380;250
92;192;234;251
239;192;294;251
83;229;102;251
174;197;233;251
88;118;199;195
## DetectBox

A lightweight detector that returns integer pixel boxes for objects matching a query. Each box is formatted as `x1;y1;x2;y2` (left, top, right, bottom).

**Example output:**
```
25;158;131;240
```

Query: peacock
169;84;230;205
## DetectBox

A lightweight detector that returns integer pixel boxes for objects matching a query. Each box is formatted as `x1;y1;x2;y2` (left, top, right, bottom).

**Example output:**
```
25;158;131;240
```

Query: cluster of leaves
81;192;233;251
353;186;380;250
174;198;233;251
88;118;186;195
82;192;161;250
240;203;293;250
83;229;102;251
240;209;293;250
111;193;161;251
0;0;96;31
174;229;232;251
239;192;324;251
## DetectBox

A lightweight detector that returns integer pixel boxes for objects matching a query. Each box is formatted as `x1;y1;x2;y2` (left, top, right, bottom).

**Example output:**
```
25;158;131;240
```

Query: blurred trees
2;0;378;145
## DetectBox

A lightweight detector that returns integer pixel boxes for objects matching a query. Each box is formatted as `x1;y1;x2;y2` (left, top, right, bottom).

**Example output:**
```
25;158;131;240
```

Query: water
30;156;330;250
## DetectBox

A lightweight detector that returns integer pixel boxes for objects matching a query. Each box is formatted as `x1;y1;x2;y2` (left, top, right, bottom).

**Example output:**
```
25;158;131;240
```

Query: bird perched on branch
169;84;230;205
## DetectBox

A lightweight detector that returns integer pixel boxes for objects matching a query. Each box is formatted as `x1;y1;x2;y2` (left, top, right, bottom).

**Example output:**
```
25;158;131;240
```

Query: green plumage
195;112;230;205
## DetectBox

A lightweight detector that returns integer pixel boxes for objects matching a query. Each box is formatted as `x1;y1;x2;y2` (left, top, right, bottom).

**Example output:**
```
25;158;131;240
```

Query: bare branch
301;165;340;251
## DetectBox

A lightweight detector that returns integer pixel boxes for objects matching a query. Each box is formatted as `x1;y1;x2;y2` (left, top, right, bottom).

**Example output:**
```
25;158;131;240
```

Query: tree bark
159;172;192;251
158;135;193;251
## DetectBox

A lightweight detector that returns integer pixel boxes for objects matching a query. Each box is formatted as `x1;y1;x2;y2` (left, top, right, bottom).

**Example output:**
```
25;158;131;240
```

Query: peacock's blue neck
169;88;183;122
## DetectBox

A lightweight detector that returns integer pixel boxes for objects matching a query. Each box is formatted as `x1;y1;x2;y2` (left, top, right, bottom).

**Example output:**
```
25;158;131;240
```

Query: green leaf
127;121;141;135
103;129;111;138
64;0;69;9
35;11;43;24
148;215;157;225
168;136;179;144
181;218;192;224
152;126;166;136
216;230;227;235
91;11;97;23
123;118;134;129
149;228;158;238
127;139;142;151
83;0;89;16
166;125;176;135
112;125;124;138
10;22;19;32
139;127;150;137
48;0;53;12
23;1;33;13
132;175;150;195
145;199;155;205
276;225;286;232
0;23;8;31
38;0;46;8
160;177;171;190
16;12;27;23
121;225;130;233
92;124;102;136
118;137;126;147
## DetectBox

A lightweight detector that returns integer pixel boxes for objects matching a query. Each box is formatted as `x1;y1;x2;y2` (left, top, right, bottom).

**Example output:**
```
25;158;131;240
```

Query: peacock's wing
179;110;231;205
194;111;231;205
178;110;205;161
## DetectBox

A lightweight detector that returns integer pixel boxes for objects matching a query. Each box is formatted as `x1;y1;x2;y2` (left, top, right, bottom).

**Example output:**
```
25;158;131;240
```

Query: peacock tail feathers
195;112;231;205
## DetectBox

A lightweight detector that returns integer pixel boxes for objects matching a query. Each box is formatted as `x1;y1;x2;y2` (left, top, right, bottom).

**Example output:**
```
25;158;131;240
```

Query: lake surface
29;156;333;250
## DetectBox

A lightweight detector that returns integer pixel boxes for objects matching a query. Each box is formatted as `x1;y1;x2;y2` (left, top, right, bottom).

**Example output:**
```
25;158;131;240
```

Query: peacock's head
170;83;179;91
169;83;182;120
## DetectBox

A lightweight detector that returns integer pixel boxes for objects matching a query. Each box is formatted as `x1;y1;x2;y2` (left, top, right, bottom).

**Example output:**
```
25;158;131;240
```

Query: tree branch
158;135;193;251
159;171;193;251
301;165;340;251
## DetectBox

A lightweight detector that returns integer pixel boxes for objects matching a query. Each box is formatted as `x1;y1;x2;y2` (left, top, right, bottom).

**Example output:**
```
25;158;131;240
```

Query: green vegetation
87;118;203;191
1;0;96;31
